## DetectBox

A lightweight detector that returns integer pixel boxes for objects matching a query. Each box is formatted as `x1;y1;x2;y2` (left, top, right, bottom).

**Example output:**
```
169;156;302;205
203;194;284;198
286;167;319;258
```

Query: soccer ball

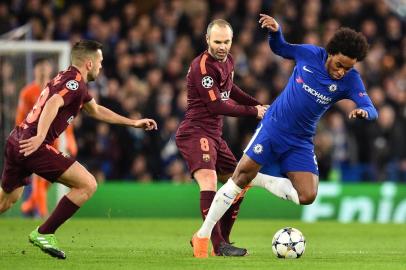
272;227;306;259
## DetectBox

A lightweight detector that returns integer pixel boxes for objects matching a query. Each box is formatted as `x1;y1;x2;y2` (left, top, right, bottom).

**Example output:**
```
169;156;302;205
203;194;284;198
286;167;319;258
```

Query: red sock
200;191;225;252
38;196;79;234
220;196;244;243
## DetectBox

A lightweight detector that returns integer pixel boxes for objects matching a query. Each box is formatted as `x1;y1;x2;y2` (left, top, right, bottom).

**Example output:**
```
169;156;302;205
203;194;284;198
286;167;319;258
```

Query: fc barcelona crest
203;154;210;162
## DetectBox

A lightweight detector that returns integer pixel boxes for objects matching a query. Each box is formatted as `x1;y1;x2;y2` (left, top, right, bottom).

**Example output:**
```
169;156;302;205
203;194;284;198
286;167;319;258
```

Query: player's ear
86;58;93;71
206;34;210;45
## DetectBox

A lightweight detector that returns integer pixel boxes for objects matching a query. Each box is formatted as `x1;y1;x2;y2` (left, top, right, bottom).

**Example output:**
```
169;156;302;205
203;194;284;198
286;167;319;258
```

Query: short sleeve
192;60;222;104
83;90;93;103
57;79;85;106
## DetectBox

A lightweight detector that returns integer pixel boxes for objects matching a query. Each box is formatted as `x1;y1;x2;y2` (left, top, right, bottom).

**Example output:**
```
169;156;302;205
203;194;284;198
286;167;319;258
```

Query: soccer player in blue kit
191;14;378;257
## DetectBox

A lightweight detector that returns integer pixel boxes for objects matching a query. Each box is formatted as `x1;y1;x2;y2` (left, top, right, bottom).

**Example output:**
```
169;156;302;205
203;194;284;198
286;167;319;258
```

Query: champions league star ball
272;227;306;258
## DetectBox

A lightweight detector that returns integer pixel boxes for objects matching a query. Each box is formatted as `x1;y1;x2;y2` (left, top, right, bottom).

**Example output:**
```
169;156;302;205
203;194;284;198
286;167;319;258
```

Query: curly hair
326;27;369;61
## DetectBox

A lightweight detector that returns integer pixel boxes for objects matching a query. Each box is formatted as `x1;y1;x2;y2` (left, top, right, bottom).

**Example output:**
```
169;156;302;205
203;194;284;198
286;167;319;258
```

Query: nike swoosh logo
303;65;313;73
223;193;234;200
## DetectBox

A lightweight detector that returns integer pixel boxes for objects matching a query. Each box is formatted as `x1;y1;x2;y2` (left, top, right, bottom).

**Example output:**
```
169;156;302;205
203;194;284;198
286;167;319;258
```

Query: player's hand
256;105;268;119
259;14;280;32
348;109;368;119
19;135;45;156
132;118;158;131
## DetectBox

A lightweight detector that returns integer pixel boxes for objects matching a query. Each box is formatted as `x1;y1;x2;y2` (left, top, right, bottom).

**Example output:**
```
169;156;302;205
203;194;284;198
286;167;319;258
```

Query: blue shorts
244;123;319;175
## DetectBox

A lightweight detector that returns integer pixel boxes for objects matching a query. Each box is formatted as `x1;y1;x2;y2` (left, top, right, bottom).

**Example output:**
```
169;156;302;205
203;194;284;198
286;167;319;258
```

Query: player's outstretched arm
259;14;299;60
83;99;157;130
19;94;64;156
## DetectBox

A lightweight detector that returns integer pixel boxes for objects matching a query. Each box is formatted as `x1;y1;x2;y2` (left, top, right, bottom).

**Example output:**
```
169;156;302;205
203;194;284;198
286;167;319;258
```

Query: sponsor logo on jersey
66;80;79;91
328;84;337;92
296;77;332;105
203;154;210;162
220;90;231;100
253;144;263;154
202;76;214;88
359;92;368;97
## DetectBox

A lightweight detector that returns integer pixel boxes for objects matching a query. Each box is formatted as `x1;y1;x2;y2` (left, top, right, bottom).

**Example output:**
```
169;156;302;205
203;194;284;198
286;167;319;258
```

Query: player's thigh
25;143;75;184
280;148;319;204
216;139;237;183
57;161;96;191
176;134;218;176
194;169;218;191
1;137;32;193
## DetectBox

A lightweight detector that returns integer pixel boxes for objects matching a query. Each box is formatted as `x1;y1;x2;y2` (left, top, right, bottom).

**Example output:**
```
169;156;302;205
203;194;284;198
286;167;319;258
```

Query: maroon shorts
1;130;75;193
175;131;237;176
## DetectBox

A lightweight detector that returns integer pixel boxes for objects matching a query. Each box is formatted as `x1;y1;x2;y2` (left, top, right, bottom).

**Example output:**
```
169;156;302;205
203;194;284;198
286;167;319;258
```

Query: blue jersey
263;28;378;137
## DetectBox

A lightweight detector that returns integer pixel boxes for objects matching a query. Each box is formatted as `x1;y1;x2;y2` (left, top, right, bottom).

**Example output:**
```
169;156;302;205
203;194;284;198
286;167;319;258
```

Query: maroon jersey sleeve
195;57;257;117
55;72;88;107
82;90;93;104
230;84;261;106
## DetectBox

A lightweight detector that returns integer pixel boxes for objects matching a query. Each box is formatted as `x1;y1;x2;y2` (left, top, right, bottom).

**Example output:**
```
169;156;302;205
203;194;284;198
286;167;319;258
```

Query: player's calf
232;155;261;189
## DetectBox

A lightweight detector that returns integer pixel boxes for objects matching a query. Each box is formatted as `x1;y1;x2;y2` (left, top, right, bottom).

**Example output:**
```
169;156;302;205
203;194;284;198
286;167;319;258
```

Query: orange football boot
190;233;209;258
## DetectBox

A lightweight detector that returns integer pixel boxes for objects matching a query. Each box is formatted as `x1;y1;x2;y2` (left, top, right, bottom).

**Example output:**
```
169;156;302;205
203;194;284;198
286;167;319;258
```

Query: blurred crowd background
0;0;405;183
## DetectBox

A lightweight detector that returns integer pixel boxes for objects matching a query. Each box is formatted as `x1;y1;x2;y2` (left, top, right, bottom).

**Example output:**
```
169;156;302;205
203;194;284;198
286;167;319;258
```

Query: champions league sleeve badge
66;80;79;91
202;76;214;89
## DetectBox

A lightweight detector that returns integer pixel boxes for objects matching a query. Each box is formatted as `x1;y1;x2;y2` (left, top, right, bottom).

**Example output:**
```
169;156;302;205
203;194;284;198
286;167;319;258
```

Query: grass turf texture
0;218;405;270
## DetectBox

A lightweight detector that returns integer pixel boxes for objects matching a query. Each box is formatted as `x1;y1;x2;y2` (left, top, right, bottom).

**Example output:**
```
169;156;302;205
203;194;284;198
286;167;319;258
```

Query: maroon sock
38;196;79;234
220;196;245;243
200;191;225;252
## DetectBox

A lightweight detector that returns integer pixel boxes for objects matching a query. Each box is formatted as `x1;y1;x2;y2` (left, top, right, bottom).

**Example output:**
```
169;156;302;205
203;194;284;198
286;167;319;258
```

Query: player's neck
72;65;88;83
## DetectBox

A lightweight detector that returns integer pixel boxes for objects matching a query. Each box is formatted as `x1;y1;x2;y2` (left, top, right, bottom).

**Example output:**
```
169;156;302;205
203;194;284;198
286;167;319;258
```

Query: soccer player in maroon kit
176;19;268;257
0;40;157;259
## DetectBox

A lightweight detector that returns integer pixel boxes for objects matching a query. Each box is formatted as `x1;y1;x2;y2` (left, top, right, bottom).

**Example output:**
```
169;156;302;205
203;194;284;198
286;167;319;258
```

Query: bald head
206;19;233;61
206;19;233;38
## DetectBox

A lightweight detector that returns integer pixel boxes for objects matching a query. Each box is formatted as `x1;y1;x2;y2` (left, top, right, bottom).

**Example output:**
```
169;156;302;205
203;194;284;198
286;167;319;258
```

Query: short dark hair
326;27;369;61
71;40;103;65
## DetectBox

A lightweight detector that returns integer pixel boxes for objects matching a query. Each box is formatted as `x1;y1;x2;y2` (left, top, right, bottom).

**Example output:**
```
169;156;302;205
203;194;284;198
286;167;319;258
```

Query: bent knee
86;176;98;195
298;189;317;205
81;175;98;198
0;201;12;214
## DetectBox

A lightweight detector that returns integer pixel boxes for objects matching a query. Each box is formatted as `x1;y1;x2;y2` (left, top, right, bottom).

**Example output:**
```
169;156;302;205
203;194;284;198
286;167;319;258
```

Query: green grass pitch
0;218;405;270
